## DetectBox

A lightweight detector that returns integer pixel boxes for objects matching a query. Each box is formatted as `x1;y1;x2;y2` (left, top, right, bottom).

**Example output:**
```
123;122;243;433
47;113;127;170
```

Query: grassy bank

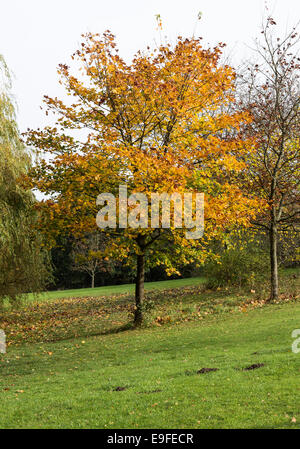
27;276;206;303
0;269;299;428
0;301;299;428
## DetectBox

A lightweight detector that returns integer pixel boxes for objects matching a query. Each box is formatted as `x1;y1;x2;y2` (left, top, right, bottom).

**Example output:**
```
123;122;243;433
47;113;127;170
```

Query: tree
0;55;51;303
27;32;260;324
240;18;300;300
71;232;111;288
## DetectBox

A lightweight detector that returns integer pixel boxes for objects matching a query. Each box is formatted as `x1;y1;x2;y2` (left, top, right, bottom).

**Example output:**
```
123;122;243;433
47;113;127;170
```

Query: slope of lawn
27;268;298;304
0;271;299;429
27;276;206;303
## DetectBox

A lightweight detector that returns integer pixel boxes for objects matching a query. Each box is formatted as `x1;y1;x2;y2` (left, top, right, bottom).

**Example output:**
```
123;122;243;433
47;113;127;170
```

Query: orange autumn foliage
26;32;262;322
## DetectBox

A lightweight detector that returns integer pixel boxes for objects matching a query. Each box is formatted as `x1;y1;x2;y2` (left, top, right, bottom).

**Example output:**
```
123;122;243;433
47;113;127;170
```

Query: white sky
1;0;299;133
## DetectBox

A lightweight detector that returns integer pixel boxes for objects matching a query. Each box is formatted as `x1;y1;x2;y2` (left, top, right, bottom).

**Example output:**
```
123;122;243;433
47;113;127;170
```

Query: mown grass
2;270;298;346
0;269;299;429
26;276;206;303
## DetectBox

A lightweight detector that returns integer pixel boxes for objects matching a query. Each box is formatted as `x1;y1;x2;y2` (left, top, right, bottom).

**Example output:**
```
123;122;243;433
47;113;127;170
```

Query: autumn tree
27;32;260;324
0;55;51;303
240;18;300;300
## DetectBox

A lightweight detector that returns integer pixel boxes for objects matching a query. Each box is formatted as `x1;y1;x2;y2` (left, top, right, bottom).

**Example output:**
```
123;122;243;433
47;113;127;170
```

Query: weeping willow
0;55;51;303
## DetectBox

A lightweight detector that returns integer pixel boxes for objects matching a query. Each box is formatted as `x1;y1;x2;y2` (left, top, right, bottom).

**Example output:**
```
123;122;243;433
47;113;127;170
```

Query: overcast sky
1;0;300;133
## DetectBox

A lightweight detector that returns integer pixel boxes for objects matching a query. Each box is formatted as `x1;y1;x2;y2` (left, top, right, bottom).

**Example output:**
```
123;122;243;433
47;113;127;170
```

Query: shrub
204;246;269;289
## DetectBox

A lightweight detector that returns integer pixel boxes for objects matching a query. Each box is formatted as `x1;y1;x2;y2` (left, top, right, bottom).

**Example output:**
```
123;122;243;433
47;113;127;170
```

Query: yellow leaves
155;14;162;30
25;30;263;274
155;315;172;325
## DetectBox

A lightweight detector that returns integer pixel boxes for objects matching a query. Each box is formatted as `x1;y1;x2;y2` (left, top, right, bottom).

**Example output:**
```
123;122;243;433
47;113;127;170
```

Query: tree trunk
269;221;279;301
134;253;145;326
91;272;95;289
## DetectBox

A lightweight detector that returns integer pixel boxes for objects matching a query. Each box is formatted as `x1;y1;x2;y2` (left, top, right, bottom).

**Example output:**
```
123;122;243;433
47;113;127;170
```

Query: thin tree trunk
91;272;95;289
134;253;145;326
269;221;279;300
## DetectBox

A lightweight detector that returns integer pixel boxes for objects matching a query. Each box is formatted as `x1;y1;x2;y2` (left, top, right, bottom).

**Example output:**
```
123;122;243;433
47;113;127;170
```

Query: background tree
0;55;51;303
27;33;261;324
49;229;135;290
240;18;300;300
71;232;112;288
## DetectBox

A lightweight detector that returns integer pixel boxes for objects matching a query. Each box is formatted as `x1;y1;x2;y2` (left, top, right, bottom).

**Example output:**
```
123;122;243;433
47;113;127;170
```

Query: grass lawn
26;268;298;303
27;276;206;302
0;270;299;429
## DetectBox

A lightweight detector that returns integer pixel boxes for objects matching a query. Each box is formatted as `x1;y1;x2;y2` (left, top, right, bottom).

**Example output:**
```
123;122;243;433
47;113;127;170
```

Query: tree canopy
239;18;300;299
27;33;262;323
0;55;50;303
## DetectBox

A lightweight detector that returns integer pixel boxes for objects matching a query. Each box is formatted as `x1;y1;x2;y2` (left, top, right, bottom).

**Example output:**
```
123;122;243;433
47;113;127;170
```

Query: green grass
0;303;300;428
28;276;206;302
0;270;299;429
28;267;298;303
